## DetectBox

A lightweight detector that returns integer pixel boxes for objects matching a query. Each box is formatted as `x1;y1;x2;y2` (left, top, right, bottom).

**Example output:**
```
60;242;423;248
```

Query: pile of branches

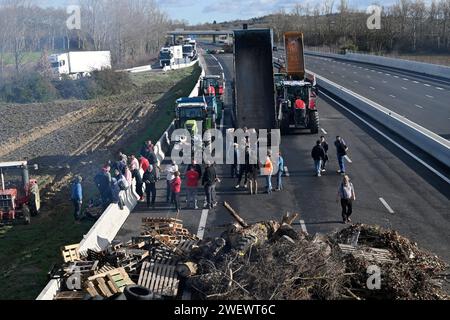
185;203;449;300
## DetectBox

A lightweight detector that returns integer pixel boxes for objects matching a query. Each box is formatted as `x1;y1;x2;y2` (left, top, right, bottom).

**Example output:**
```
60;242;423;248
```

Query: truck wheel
310;111;319;134
22;205;31;225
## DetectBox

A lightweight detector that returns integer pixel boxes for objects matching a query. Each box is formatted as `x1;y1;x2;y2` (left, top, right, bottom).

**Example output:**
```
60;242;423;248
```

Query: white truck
159;45;183;68
49;51;111;80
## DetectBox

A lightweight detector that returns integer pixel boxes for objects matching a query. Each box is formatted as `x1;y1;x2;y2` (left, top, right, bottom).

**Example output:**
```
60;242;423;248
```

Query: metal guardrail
312;71;450;172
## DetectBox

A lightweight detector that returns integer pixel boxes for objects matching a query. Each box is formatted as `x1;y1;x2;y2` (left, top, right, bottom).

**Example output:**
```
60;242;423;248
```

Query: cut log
176;262;198;278
223;202;249;228
281;212;299;226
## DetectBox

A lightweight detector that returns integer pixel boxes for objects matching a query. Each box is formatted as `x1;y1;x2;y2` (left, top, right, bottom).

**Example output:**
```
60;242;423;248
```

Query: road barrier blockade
312;71;450;170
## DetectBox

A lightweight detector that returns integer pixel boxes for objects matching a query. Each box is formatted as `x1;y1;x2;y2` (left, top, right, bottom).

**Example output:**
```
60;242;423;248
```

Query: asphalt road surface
116;43;450;267
304;55;450;140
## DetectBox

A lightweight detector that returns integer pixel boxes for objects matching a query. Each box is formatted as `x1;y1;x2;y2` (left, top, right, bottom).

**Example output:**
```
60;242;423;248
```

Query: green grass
0;64;201;300
125;64;202;154
1;52;42;66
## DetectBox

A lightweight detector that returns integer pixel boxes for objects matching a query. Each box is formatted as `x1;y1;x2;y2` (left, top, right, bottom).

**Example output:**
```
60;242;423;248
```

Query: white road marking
321;128;328;134
436;87;444;90
382;80;388;83
354;80;359;83
379;198;395;214
299;220;308;234
284;166;290;177
385;73;391;76
370;86;375;90
415;104;424;109
364;68;369;71
378;71;383;74
222;72;225;79
413;81;419;84
197;209;209;240
403;78;409;81
401;87;408;90
426;95;434;99
424;84;431;87
321;91;450;184
393;75;399;78
344;155;352;163
371;70;376;72
389;94;396;98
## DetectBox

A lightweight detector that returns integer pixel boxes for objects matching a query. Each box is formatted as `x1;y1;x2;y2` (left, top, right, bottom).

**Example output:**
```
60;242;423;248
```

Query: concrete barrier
305;50;450;81
311;71;450;168
36;52;207;300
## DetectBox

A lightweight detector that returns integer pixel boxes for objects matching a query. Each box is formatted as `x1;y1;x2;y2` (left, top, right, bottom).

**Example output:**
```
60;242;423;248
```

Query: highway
304;55;450;139
116;43;450;268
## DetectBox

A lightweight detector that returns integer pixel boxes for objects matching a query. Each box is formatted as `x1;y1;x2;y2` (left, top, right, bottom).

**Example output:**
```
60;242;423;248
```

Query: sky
36;0;403;25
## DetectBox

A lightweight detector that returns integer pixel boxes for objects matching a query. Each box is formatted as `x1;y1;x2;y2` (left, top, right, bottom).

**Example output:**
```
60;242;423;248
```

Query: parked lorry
233;29;276;130
49;51;111;80
182;44;196;60
275;32;319;134
0;161;40;225
159;47;174;67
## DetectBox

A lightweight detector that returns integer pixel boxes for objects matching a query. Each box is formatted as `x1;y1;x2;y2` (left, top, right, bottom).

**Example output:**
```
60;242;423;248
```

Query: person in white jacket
165;161;179;203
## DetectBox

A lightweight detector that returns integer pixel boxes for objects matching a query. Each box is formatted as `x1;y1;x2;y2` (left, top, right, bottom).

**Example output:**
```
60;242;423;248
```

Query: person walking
143;165;158;209
276;151;285;191
186;166;200;209
263;152;274;194
165;161;179;203
320;136;329;173
231;143;240;178
71;176;83;220
202;162;218;209
334;136;348;175
186;159;202;179
171;171;182;215
337;175;356;224
311;140;326;177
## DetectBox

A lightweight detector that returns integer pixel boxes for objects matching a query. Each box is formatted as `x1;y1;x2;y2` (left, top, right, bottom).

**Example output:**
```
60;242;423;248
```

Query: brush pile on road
51;203;448;300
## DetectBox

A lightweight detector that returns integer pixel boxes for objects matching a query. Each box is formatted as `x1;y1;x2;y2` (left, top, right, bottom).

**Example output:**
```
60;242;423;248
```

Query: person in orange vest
294;96;306;124
263;151;274;194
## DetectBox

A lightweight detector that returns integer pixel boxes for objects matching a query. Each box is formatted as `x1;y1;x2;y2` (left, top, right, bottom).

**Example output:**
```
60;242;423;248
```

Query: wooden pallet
96;263;116;274
54;291;86;300
61;244;80;263
142;217;183;224
138;260;179;297
86;267;134;297
175;239;198;255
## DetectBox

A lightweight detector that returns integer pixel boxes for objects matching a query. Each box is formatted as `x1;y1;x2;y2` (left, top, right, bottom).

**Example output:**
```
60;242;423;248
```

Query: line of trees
0;0;174;75
268;0;450;54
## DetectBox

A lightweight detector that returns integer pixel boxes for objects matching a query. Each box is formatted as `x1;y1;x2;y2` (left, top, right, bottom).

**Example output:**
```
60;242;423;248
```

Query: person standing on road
320;136;329;173
139;155;150;173
235;146;250;189
248;163;259;195
334;136;348;175
186;166;200;209
94;165;112;210
186;159;202;180
263;152;274;194
171;171;182;215
276;151;285;191
311;140;326;177
71;176;83;220
231;143;240;178
143;165;158;209
337;175;356;224
203;162;218;209
165;161;179;203
111;177;124;210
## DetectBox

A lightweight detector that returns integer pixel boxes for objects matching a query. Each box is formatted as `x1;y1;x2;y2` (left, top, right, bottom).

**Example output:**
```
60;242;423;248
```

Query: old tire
310;111;319;134
23;205;31;225
124;285;153;300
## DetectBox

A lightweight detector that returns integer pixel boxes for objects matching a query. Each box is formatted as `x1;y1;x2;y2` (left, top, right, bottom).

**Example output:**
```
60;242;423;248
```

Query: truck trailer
49;51;111;80
233;29;276;131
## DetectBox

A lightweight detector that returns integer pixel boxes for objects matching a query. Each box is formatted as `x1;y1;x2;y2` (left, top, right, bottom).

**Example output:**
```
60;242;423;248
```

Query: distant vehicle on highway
49;51;111;80
182;44;197;60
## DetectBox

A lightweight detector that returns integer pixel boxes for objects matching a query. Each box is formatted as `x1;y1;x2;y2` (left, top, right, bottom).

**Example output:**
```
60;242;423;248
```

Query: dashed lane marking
415;104;424;109
370;86;375;90
379;198;395;214
321;128;328;134
426;95;434;99
413;81;419;84
401;87;408;90
424;84;431;87
197;209;209;240
321;91;450;185
403;78;409;81
354;80;359;83
436;87;444;90
389;94;396;98
344;155;352;163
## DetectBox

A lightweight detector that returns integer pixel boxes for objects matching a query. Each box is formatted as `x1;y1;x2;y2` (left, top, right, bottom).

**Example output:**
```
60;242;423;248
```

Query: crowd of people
70;134;356;225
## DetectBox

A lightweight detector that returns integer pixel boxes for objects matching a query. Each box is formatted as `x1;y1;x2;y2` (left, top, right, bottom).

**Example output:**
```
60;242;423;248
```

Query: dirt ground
0;64;201;299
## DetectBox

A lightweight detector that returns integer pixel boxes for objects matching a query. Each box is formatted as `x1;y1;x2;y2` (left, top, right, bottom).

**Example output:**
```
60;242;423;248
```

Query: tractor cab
0;161;40;225
199;75;224;101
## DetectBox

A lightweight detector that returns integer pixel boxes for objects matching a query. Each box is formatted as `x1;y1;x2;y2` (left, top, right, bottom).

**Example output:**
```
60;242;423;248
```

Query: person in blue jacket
71;176;83;220
276;151;285;191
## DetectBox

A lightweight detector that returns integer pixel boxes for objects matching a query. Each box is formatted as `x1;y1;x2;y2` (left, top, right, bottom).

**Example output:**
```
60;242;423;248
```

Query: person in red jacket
171;171;182;215
207;84;216;96
139;155;150;173
185;166;200;209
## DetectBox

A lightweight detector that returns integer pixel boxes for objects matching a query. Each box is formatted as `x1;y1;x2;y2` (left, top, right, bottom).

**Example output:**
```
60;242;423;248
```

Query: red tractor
0;161;40;225
199;75;224;107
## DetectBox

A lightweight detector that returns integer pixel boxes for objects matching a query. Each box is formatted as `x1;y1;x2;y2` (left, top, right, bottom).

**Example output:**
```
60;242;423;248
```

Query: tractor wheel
310;111;319;134
22;205;31;225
